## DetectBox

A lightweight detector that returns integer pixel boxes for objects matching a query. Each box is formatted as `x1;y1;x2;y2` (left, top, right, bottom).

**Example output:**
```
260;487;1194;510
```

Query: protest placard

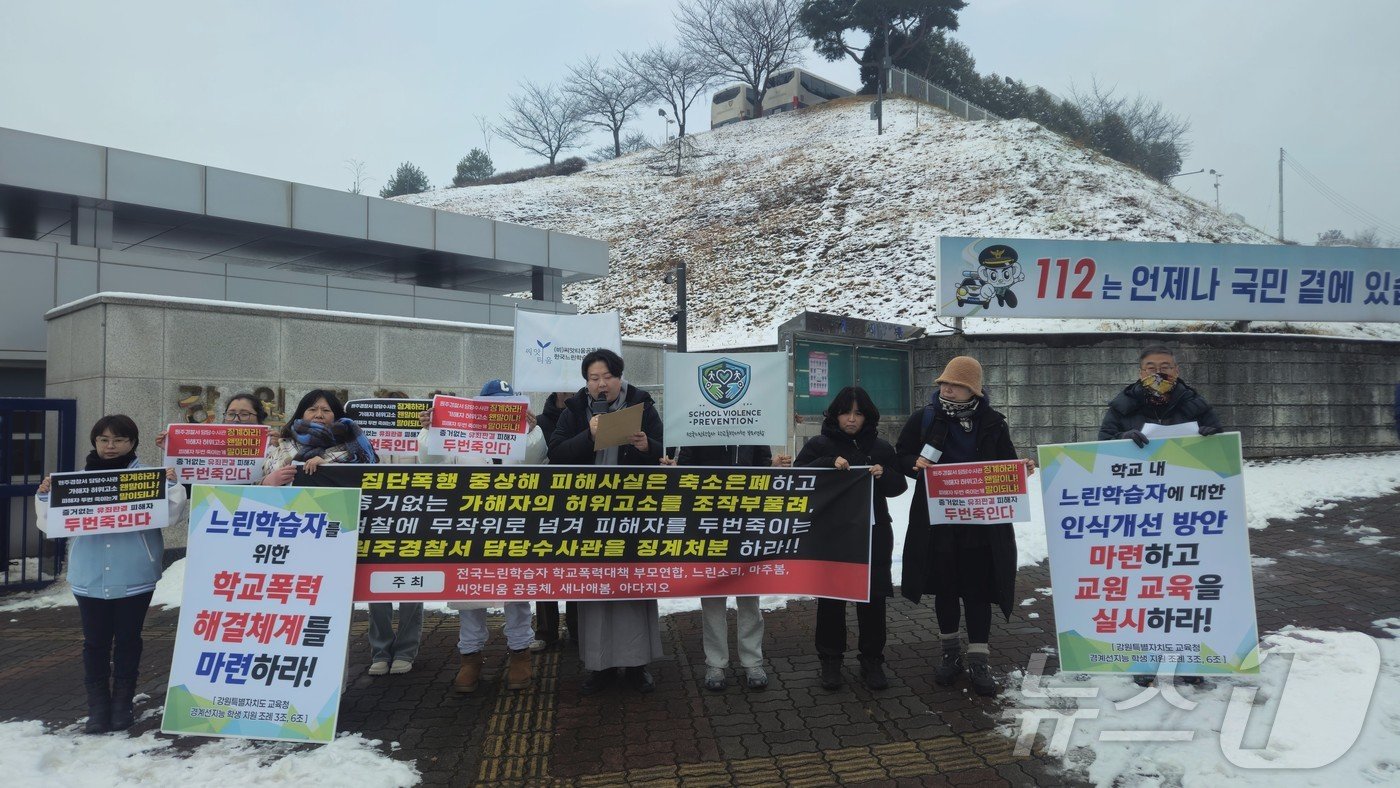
923;459;1032;524
163;423;271;484
162;484;361;743
345;398;431;457
300;464;875;603
1039;433;1259;675
663;352;789;448
46;467;169;535
423;394;531;462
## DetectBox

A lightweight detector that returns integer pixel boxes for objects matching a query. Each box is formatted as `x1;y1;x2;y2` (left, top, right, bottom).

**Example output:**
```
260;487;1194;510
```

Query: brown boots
453;650;533;693
453;652;483;694
506;648;533;690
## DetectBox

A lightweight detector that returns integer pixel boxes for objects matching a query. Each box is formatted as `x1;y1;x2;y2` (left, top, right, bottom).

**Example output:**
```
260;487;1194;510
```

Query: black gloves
1198;425;1222;437
1120;430;1149;448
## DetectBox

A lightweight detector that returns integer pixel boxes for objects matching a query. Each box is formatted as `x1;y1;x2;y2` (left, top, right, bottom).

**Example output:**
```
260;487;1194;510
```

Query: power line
1282;152;1400;238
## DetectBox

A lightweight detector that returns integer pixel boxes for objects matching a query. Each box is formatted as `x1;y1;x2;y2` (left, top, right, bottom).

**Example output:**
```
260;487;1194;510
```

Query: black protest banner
299;464;874;603
47;467;169;535
345;399;432;457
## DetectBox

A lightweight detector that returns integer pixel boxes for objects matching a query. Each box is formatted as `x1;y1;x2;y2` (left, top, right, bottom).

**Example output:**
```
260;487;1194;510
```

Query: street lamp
658;107;674;143
1209;169;1223;210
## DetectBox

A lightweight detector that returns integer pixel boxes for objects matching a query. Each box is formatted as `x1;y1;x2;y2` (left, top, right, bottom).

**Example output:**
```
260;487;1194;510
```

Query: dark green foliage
379;161;430;198
451;149;495;187
463;157;588;188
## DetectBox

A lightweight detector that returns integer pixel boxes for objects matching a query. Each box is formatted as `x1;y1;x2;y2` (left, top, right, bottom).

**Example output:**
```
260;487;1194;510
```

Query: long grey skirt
577;599;664;671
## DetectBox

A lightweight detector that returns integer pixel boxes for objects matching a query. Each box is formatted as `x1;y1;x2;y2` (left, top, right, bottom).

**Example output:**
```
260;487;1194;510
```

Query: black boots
934;646;965;686
858;657;889;690
819;658;843;690
966;653;998;697
110;677;139;731
84;680;111;735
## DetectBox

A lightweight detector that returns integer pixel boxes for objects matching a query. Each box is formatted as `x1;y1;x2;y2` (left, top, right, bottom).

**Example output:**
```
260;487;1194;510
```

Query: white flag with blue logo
512;310;622;392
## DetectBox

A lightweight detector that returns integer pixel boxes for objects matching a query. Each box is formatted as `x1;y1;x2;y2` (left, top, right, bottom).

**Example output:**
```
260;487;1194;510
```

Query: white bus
761;68;854;116
710;84;761;129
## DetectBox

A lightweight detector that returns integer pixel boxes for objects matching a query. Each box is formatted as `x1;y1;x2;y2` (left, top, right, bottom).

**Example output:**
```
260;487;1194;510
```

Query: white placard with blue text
663;351;789;447
512;310;622;392
937;236;1400;322
162;485;361;743
1039;434;1259;675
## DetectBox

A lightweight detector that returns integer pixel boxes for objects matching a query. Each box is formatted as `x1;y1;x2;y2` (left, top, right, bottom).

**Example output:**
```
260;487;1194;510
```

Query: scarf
84;449;137;471
592;382;630;466
289;418;378;463
1139;374;1177;407
939;396;979;433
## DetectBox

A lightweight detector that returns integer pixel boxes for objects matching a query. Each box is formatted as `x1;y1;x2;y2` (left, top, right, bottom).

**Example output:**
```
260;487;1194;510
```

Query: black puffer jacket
547;384;664;466
675;444;772;468
895;399;1019;618
1098;379;1222;441
795;420;908;598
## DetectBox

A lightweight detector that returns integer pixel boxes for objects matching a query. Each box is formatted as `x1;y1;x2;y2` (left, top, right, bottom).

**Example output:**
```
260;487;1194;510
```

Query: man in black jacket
1099;346;1223;447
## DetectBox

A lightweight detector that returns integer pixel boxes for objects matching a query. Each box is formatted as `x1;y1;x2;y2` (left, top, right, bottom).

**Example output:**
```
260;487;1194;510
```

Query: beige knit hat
934;356;984;397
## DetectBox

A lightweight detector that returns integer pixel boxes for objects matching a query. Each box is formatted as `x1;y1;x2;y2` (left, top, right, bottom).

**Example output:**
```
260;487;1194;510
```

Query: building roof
0;126;607;294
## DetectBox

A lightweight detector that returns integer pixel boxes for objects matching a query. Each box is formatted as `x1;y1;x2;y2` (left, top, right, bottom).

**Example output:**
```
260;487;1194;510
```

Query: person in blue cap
419;379;547;693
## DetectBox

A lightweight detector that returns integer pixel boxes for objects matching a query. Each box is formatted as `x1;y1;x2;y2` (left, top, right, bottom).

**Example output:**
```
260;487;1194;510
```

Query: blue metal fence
2;398;77;591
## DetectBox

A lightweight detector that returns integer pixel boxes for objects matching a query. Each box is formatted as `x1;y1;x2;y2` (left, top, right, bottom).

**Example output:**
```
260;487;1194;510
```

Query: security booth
778;312;921;446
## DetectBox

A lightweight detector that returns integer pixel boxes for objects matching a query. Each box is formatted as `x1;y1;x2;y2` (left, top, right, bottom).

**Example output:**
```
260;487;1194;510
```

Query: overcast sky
3;0;1396;245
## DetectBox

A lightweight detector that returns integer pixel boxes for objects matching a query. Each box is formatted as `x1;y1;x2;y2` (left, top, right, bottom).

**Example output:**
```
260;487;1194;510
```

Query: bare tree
675;0;805;112
345;158;372;195
1069;78;1192;161
495;81;589;167
566;55;651;159
474;114;494;157
621;44;719;138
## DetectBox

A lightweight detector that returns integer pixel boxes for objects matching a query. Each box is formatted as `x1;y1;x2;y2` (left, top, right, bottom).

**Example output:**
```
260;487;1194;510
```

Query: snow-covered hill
402;97;1397;347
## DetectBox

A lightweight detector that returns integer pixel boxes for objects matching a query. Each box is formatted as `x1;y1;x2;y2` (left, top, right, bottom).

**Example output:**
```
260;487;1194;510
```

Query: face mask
1139;374;1176;396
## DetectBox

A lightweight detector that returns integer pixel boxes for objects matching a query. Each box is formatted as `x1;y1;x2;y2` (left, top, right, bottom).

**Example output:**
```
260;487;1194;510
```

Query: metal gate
1;398;77;591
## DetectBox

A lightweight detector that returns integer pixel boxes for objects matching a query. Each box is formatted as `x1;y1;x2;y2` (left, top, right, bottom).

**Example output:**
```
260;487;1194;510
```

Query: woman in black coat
895;356;1021;697
795;386;908;691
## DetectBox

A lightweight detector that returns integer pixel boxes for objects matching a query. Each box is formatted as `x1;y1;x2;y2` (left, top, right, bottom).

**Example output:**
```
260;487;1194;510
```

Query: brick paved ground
2;490;1397;786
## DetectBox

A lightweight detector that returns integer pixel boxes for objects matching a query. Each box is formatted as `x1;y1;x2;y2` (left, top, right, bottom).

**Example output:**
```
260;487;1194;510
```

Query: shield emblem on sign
698;358;751;409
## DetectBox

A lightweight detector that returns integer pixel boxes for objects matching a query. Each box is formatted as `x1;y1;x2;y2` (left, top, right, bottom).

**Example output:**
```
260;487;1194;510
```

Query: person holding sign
1098;346;1223;447
664;444;793;692
34;415;186;734
261;391;418;676
419;379;547;694
895;356;1022;697
548;349;666;695
795;386;908;692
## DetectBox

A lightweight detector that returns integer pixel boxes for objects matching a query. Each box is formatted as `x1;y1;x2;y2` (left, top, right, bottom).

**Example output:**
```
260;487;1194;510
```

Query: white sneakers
368;659;413;675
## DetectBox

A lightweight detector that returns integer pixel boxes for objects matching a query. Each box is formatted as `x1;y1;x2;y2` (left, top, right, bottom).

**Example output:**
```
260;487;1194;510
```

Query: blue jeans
367;602;423;662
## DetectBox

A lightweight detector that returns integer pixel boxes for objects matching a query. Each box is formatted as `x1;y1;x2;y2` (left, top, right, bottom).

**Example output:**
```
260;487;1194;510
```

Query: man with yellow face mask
1098;346;1223;447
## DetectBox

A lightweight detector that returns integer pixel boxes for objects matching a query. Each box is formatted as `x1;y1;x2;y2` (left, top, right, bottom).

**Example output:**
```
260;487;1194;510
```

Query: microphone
589;392;610;416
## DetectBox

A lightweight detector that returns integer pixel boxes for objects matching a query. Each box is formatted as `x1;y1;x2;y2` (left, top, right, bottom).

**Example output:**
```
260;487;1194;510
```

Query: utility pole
1209;169;1223;210
666;261;687;352
876;25;890;135
1278;148;1285;242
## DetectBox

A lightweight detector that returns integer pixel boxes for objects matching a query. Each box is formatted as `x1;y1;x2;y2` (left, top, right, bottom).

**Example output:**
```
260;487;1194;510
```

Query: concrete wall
44;293;667;547
909;332;1400;458
0;235;577;364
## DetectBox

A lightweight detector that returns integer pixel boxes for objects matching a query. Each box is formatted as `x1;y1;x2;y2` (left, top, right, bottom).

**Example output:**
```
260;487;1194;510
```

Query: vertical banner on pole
512;310;621;392
162;484;361;743
663;351;789;447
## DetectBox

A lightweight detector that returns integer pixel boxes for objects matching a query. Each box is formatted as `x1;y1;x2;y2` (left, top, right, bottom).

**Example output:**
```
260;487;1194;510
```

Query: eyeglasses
95;436;132;446
1140;363;1177;372
223;411;259;422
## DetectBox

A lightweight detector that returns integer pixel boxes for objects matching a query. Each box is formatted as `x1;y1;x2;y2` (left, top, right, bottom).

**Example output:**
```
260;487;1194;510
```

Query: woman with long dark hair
795;386;907;691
